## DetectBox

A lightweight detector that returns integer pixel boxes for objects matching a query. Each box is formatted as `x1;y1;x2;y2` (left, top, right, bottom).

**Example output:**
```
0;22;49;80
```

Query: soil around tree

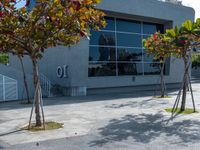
22;121;64;132
20;100;33;105
165;108;199;114
153;95;172;99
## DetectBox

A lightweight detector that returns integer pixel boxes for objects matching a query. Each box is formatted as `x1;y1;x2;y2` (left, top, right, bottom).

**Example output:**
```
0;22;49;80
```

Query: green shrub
192;53;200;69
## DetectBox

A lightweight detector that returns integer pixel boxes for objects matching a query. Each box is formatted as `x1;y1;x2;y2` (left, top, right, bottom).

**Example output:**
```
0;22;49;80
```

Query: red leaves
80;31;86;37
72;1;81;11
25;0;31;7
180;40;187;45
4;30;14;35
177;39;188;46
154;33;157;40
160;54;164;61
0;11;3;18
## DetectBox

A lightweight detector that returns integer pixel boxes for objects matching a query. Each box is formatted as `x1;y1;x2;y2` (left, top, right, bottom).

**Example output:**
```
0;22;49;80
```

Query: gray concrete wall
98;0;195;25
38;39;89;89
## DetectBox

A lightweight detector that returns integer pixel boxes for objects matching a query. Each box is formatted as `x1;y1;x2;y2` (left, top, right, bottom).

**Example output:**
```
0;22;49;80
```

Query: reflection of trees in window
144;63;160;75
143;52;160;62
150;63;167;75
143;23;164;34
150;63;160;68
118;48;142;61
89;56;93;61
118;63;137;75
99;33;115;46
88;17;166;77
98;34;115;61
89;63;116;76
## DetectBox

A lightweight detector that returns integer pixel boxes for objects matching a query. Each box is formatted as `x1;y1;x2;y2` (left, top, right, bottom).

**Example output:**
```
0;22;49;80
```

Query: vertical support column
115;18;118;76
16;81;18;100
3;76;5;101
141;22;145;76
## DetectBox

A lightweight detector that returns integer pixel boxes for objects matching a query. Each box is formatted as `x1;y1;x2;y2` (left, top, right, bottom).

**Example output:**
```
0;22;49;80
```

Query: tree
144;19;200;113
191;18;200;69
0;53;9;64
144;32;172;98
0;0;105;127
165;21;197;112
19;55;31;104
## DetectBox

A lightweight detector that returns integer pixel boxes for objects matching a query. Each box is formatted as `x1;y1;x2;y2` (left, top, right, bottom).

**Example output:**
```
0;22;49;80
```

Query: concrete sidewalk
1;83;200;149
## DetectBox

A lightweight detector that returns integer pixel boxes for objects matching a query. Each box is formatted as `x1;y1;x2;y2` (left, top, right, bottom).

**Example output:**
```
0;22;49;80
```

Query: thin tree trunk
32;59;42;127
180;59;188;111
160;62;165;98
19;57;31;103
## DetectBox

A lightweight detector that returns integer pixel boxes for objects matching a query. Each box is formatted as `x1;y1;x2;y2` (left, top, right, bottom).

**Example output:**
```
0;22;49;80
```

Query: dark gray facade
0;0;195;100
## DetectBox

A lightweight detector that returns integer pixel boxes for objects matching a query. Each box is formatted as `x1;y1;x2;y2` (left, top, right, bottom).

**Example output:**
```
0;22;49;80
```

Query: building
0;0;195;101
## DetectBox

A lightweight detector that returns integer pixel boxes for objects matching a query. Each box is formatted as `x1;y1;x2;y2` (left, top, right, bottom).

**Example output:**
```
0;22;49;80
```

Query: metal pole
40;86;45;130
187;73;196;112
38;80;46;130
28;84;37;129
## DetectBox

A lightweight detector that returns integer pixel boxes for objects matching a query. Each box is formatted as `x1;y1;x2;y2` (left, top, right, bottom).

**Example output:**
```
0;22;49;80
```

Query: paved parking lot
1;82;200;150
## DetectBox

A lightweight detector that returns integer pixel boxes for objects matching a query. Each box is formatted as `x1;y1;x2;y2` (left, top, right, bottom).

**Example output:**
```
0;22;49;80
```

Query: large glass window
144;63;160;75
116;19;141;33
117;33;142;47
88;63;116;77
89;46;116;61
90;31;115;46
118;63;143;76
89;17;169;77
103;17;115;31
143;23;164;34
117;48;142;62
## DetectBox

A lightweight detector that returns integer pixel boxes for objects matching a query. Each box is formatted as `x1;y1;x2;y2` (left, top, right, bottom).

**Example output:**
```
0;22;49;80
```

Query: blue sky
16;0;200;19
15;0;26;8
182;0;200;19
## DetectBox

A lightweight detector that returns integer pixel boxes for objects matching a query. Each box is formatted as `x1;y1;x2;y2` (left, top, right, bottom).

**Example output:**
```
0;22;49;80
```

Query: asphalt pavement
1;81;200;150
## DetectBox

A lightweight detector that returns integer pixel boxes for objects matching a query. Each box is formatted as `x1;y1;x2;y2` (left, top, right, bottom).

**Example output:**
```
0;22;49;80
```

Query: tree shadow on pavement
89;113;200;147
105;98;168;109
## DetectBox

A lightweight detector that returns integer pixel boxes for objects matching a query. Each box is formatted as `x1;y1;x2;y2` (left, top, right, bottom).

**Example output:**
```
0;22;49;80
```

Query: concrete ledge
87;83;181;95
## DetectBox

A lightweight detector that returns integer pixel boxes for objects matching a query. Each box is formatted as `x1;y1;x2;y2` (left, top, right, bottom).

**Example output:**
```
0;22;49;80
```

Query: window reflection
118;63;143;75
89;46;116;61
144;63;160;75
103;17;115;31
117;33;142;47
143;23;164;34
88;63;116;77
143;35;151;41
90;31;116;46
116;19;141;33
143;52;159;62
89;17;168;77
118;48;142;61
